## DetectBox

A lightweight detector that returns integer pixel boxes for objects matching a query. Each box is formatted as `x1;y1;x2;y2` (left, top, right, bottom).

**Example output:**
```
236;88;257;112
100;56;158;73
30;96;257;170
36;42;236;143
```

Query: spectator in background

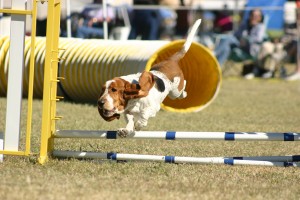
76;4;116;39
213;5;233;34
284;32;300;81
36;3;48;36
214;8;266;78
255;37;286;78
157;0;178;40
197;11;216;50
284;3;300;81
128;0;160;40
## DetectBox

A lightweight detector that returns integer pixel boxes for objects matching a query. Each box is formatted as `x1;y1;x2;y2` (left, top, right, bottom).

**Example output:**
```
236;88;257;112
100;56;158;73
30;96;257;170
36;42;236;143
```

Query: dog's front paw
134;120;147;131
117;128;134;138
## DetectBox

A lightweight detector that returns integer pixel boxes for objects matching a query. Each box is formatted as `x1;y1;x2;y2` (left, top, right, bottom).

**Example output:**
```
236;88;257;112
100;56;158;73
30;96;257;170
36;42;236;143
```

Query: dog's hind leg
168;77;187;99
178;80;187;99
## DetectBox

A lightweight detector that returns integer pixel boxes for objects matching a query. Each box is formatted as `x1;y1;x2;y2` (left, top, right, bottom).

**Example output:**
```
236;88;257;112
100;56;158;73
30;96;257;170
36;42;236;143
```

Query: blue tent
243;0;286;30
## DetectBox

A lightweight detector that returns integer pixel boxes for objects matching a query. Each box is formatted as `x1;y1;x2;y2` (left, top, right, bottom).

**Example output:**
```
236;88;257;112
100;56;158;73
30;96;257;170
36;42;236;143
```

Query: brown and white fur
98;19;201;137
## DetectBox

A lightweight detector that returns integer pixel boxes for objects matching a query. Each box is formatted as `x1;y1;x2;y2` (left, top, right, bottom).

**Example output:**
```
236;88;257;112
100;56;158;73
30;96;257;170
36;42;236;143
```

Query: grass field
1;78;300;200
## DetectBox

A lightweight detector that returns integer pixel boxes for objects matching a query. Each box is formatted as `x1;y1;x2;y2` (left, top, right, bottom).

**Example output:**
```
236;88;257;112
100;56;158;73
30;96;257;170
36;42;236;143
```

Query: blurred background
0;0;296;39
1;0;299;79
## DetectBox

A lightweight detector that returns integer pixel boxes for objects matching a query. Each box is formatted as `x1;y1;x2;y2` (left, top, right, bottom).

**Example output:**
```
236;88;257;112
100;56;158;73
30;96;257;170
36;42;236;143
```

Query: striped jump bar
54;130;300;141
52;151;300;167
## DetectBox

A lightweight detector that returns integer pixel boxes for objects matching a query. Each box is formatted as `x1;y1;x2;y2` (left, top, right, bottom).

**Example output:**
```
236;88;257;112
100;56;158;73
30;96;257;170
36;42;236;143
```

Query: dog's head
97;71;155;121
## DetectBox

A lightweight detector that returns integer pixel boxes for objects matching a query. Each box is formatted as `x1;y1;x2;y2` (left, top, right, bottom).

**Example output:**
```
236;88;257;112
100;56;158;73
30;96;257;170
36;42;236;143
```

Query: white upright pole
103;0;108;40
4;0;26;151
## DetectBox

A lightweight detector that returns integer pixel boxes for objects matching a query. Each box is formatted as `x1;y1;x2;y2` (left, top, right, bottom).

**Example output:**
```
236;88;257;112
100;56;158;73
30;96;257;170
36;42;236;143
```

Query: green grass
1;78;300;200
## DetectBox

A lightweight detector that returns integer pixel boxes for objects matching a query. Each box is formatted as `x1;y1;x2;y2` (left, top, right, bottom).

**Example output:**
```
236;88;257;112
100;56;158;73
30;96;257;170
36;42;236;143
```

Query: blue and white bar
225;155;300;162
54;130;300;141
52;150;300;167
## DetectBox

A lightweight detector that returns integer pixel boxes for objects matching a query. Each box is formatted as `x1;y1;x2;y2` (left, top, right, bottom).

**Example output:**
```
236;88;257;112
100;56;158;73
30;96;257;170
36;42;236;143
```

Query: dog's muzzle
98;99;116;117
102;108;116;117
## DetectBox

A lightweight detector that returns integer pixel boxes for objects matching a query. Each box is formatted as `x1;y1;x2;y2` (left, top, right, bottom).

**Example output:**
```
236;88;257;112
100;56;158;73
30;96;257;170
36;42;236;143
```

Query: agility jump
42;4;298;167
0;1;299;168
52;130;300;167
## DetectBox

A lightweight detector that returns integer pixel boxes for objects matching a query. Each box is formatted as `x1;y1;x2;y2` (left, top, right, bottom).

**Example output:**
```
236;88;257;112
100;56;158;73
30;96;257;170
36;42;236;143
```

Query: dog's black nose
98;99;105;107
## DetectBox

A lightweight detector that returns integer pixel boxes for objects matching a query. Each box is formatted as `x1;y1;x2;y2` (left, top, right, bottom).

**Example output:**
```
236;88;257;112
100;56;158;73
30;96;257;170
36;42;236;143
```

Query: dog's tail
170;19;202;62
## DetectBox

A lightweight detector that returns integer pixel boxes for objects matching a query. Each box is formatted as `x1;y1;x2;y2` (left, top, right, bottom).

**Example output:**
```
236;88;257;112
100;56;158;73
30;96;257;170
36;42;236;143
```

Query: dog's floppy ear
124;71;155;99
98;107;120;122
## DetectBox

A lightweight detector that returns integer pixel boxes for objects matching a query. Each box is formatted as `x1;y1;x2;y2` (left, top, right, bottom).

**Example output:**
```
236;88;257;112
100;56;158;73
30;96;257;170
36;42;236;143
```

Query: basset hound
98;19;202;137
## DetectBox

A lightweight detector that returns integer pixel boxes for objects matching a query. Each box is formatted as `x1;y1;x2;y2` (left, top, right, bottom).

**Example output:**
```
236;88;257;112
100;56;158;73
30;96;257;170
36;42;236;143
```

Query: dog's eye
111;88;117;92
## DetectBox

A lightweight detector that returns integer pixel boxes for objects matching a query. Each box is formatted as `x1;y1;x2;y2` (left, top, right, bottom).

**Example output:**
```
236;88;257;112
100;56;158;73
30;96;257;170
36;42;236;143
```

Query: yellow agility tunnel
0;37;221;113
